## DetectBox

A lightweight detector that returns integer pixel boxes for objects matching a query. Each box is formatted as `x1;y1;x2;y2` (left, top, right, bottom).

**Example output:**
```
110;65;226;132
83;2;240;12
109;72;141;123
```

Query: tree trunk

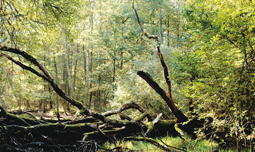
64;33;75;100
176;7;180;48
73;45;79;98
89;51;93;109
160;5;163;44
85;46;90;108
167;15;170;47
53;51;60;120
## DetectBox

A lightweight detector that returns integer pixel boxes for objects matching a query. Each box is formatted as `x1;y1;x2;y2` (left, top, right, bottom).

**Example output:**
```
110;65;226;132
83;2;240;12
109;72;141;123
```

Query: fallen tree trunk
0;102;182;151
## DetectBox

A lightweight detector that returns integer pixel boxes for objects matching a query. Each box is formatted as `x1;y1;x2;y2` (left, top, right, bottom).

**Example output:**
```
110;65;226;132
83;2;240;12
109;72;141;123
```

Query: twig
20;142;76;151
132;0;158;41
145;113;162;136
124;136;183;152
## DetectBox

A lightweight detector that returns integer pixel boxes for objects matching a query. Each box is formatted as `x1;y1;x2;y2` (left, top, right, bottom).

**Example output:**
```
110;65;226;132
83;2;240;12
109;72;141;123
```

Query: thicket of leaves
179;0;255;141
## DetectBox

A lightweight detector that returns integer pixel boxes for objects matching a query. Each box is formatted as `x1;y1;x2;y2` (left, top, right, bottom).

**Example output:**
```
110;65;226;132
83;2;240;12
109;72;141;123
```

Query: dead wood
137;71;188;123
20;142;77;151
102;101;153;121
124;136;185;152
132;1;188;123
145;113;162;136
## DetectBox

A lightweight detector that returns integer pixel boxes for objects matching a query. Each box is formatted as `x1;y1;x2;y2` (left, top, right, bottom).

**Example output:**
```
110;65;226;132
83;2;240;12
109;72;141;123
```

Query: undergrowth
102;134;253;152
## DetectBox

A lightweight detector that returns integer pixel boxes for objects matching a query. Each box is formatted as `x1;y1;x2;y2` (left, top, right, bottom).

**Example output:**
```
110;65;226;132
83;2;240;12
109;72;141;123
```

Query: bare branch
132;0;144;32
102;102;153;121
0;53;50;82
0;46;53;80
137;71;188;122
157;45;172;99
124;136;185;152
132;0;158;41
145;113;162;136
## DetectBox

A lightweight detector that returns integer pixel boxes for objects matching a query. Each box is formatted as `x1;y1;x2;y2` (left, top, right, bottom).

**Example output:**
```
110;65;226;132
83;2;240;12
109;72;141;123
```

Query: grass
102;134;253;152
102;135;218;152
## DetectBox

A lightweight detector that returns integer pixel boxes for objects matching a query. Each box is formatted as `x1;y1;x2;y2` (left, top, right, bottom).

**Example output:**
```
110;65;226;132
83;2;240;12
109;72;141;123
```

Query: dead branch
132;0;188;123
124;136;184;152
0;53;50;82
0;106;30;126
132;0;158;41
0;46;53;80
102;101;153;121
137;71;188;122
0;52;85;111
156;45;172;99
4;123;96;133
145;113;162;136
83;126;127;141
20;142;76;151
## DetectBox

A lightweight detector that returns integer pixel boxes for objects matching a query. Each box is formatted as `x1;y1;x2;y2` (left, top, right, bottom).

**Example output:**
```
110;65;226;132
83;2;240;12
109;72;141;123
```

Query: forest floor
1;109;252;152
31;109;76;120
0;109;98;152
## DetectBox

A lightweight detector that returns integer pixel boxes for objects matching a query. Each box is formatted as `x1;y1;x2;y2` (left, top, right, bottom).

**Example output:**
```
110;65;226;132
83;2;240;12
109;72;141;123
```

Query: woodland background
0;0;255;151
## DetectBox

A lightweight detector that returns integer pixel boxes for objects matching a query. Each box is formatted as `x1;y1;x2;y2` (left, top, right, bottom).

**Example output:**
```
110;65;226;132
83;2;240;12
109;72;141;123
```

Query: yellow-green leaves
182;0;255;142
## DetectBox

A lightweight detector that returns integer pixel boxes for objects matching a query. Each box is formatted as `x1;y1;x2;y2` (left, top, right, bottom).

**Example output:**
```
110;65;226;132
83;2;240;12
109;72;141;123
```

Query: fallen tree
0;41;193;151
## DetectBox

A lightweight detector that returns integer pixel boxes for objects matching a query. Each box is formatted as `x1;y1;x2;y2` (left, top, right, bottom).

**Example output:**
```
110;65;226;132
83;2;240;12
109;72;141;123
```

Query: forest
0;0;254;151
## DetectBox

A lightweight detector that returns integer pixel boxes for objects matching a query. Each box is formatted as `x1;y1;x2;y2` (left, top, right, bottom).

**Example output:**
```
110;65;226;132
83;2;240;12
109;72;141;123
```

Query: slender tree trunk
8;62;19;108
89;51;93;109
85;47;89;108
167;15;170;47
113;26;116;83
62;61;69;113
82;45;88;106
53;51;60;120
121;25;124;69
176;7;180;48
113;50;116;83
160;5;163;44
97;76;101;111
73;44;78;99
95;50;101;111
43;56;47;113
88;0;94;109
64;34;75;100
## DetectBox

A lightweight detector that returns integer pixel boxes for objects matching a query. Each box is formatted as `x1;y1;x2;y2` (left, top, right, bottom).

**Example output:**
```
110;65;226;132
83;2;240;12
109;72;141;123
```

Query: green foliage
181;0;255;143
0;0;85;110
0;0;84;49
